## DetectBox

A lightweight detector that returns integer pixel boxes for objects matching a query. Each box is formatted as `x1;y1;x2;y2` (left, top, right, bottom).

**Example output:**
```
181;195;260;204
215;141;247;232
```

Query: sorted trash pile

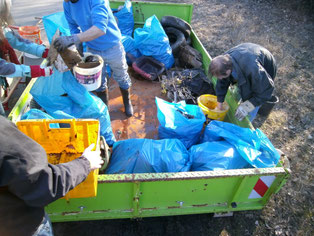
161;68;215;104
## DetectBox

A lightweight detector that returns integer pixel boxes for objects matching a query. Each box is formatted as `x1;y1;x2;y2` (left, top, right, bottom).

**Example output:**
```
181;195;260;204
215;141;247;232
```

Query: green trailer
8;1;290;222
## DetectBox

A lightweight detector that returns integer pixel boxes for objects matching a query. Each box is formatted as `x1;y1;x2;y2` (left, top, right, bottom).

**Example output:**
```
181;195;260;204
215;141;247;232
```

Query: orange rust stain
108;73;167;141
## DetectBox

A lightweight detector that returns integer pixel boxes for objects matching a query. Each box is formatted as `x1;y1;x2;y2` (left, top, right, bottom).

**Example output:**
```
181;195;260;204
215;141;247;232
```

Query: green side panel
110;1;193;25
46;168;290;222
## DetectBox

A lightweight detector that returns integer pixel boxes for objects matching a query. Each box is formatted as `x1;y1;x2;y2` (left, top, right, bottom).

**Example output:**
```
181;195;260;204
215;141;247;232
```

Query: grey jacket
0;116;91;236
215;43;277;107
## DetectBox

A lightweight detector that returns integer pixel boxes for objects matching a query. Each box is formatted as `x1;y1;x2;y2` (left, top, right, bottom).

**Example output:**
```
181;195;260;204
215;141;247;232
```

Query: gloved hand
53;35;81;53
42;48;49;58
235;100;255;121
30;65;53;78
82;143;103;170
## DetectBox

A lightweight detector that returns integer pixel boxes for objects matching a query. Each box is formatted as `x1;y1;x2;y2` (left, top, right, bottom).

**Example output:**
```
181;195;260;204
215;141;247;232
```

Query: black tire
164;27;186;56
161;16;192;39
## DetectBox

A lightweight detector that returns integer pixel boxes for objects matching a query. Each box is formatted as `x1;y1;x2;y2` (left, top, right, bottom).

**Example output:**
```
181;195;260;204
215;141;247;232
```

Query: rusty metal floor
108;69;167;141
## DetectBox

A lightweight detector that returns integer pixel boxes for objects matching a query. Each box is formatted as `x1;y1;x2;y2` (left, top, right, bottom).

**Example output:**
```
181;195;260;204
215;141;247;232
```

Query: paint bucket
197;94;229;121
258;95;279;116
73;53;104;91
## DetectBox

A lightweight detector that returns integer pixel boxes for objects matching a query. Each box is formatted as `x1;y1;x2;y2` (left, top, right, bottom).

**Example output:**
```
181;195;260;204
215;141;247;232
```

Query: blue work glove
235;100;255;121
53;35;83;55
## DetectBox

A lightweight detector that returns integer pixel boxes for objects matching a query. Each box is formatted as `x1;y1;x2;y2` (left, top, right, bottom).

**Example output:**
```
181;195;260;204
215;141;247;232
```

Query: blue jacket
215;43;277;107
63;0;121;51
0;28;46;78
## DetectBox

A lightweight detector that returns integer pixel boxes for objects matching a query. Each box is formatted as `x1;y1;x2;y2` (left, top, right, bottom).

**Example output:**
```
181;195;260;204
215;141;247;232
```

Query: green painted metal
9;1;290;222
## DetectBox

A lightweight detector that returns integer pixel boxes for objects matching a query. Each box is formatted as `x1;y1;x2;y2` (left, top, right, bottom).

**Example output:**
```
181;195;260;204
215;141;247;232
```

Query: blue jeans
249;106;260;122
33;214;54;236
88;42;131;91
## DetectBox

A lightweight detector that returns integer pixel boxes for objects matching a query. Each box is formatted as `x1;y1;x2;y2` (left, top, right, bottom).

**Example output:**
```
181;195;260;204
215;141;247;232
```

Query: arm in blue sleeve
0;58;31;78
91;0;109;33
215;78;231;103
4;28;45;57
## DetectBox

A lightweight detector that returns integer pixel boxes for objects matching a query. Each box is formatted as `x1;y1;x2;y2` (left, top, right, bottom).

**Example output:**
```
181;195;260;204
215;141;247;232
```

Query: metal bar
132;181;141;217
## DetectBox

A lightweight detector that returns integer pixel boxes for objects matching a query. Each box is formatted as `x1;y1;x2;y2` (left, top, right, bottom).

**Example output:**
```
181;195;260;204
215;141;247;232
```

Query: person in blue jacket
209;43;277;121
0;0;53;116
54;0;134;117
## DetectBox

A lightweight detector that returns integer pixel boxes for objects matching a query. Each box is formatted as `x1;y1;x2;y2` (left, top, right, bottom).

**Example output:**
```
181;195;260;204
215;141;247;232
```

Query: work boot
120;87;133;117
97;88;109;106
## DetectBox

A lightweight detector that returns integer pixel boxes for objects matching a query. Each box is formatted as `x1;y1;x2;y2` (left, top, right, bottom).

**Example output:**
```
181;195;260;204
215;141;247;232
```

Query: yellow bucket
197;94;229;121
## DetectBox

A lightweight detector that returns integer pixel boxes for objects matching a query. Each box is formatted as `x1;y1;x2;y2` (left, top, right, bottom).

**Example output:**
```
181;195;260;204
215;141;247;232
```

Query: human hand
30;65;53;78
53;35;80;53
235;100;255;121
82;143;103;170
216;102;224;110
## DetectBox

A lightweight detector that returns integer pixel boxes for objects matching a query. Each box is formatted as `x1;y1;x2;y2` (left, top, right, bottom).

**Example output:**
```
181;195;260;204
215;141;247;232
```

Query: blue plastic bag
134;15;174;69
121;35;142;65
42;12;71;43
21;109;59;128
30;70;116;146
113;0;134;36
105;138;191;174
156;97;206;149
189;141;249;171
202;120;280;168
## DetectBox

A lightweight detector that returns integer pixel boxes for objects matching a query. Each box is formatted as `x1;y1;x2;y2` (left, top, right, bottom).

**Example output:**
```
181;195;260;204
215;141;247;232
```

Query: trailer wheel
161;16;192;39
164;27;186;56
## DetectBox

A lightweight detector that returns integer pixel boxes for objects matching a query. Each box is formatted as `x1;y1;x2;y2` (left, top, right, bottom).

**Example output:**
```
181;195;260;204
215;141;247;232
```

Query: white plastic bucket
73;53;104;91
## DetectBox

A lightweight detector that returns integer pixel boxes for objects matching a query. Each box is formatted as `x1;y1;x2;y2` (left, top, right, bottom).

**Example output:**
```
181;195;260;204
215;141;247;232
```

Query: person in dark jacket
209;43;277;121
0;116;104;235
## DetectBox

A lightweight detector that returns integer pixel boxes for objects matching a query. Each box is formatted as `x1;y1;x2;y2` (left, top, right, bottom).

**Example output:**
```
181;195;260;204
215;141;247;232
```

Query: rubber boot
120;87;133;117
97;88;109;106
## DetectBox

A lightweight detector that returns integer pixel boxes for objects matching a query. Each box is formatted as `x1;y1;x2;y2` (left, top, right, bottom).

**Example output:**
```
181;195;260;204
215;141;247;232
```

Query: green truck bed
9;1;290;222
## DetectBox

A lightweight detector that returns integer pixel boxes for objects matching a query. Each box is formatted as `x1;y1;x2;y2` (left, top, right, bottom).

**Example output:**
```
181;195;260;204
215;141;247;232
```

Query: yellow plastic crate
197;94;229;121
17;119;100;199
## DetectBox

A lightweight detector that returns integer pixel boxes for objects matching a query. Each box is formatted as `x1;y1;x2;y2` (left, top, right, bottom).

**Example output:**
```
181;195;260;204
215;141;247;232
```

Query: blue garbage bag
30;70;116;146
134;15;174;69
156;97;206;149
21;109;59;128
105;138;191;174
202;120;280;168
42;12;71;43
189;141;249;171
113;0;134;36
121;35;142;65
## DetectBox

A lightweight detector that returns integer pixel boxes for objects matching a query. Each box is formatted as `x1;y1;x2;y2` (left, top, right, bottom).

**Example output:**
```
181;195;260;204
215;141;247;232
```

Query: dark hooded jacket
0;116;90;236
215;43;277;107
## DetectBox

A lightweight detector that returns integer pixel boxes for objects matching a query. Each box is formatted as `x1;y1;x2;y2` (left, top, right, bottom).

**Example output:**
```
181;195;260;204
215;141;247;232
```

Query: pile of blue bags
106;97;280;174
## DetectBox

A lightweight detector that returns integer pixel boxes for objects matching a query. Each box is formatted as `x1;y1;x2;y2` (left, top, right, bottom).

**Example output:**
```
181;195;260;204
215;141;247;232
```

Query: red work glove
42;48;49;58
30;65;53;78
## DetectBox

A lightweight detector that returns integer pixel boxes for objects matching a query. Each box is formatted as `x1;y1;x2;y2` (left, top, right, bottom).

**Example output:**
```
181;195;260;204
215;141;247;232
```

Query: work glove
30;65;53;78
42;48;49;58
235;100;255;121
53;35;81;53
82;143;103;171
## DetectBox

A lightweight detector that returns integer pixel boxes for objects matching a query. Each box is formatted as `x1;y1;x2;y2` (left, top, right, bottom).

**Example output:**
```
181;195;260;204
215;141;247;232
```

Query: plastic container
132;56;165;81
197;94;229;121
16;119;100;200
258;95;279;116
18;25;42;45
73;53;104;91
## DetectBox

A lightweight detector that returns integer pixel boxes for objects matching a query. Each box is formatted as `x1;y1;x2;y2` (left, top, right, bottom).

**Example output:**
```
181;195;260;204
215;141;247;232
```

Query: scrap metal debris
160;68;215;104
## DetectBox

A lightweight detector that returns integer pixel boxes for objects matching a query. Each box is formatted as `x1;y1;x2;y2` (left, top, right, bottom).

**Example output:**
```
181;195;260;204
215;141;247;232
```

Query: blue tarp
113;0;134;36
